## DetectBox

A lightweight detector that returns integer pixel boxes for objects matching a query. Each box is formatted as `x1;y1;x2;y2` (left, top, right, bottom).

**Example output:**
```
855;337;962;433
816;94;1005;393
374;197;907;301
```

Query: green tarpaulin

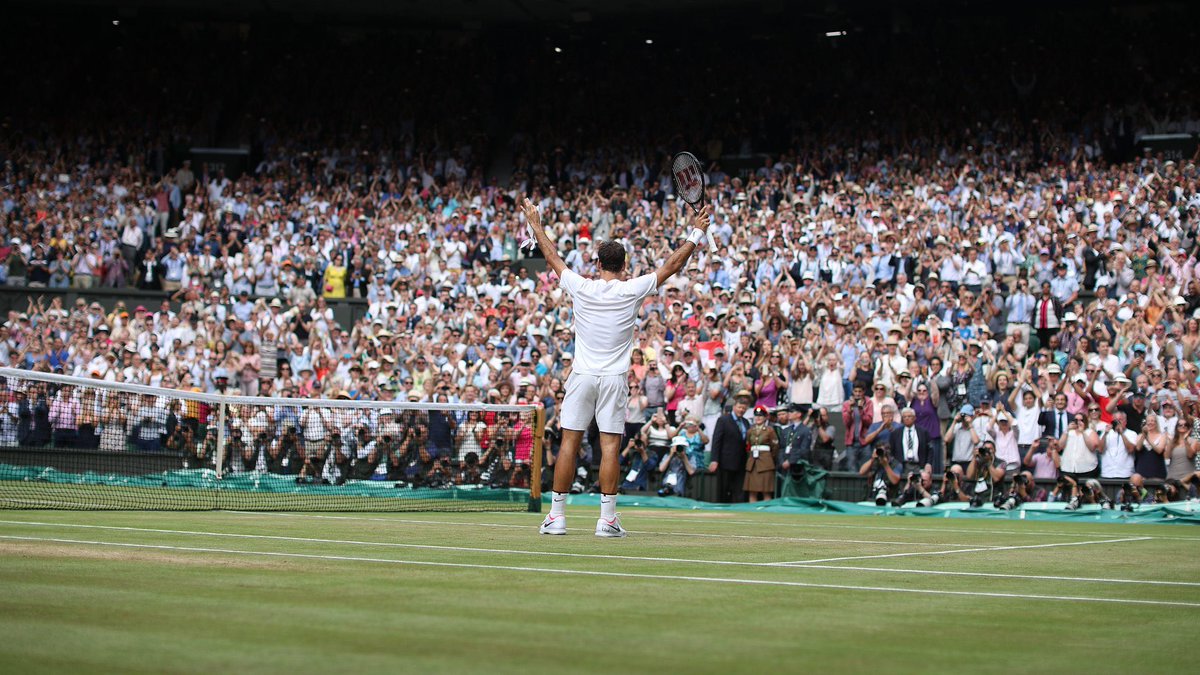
0;463;530;507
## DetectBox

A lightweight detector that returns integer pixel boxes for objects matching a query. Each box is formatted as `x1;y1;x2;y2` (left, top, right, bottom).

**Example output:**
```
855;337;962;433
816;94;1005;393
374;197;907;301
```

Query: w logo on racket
674;165;701;191
671;151;707;213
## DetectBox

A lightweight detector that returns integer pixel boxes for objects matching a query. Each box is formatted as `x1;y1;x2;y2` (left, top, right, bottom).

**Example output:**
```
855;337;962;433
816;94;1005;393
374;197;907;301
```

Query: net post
528;404;545;512
214;395;228;480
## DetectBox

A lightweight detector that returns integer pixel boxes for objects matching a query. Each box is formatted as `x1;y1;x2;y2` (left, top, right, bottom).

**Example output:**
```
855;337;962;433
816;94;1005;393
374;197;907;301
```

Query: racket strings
672;154;705;204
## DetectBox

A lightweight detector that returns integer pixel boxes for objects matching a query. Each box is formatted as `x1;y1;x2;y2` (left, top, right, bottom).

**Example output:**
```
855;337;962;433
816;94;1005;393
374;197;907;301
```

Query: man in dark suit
1038;392;1071;440
889;407;932;473
707;390;752;503
776;405;813;475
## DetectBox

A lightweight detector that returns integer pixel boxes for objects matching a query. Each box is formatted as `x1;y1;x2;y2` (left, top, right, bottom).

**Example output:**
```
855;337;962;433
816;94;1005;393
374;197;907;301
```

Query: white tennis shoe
594;515;627;538
539;514;566;535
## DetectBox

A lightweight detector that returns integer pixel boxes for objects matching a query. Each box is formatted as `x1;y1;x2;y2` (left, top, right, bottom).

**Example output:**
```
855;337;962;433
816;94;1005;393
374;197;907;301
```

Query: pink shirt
513;423;533;463
49;397;80;430
1026;451;1058;479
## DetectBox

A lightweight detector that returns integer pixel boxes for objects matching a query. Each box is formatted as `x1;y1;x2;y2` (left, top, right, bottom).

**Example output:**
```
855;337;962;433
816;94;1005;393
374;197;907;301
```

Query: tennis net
0;368;544;512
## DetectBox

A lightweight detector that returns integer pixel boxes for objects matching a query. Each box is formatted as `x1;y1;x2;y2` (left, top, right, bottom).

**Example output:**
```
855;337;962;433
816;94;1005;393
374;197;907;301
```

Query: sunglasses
1088;407;1100;412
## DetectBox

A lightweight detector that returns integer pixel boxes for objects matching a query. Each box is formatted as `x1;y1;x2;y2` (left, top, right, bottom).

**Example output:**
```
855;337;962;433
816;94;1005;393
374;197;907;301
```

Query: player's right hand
707;461;718;473
690;204;713;231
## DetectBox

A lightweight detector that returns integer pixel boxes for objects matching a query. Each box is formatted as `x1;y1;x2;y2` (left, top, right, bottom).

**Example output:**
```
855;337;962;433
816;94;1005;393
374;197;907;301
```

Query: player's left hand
519;199;540;252
520;198;542;229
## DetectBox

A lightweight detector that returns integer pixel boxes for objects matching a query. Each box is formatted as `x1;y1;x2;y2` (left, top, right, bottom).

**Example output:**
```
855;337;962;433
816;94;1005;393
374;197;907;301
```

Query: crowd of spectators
3;9;1200;505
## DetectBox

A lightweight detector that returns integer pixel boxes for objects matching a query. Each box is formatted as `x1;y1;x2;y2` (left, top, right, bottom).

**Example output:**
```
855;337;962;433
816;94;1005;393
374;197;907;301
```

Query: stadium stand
2;3;1199;510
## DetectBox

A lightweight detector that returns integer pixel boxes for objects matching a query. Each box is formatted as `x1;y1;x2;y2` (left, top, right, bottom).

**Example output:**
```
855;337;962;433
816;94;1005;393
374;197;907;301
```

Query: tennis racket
671;151;714;252
671;151;707;213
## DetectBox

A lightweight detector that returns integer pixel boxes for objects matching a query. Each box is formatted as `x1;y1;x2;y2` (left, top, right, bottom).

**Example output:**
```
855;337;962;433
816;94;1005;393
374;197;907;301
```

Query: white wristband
686;228;705;246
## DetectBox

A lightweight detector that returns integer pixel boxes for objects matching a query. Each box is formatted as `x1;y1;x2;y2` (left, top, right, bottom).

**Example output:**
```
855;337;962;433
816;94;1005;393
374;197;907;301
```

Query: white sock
600;493;617;521
550;491;567;518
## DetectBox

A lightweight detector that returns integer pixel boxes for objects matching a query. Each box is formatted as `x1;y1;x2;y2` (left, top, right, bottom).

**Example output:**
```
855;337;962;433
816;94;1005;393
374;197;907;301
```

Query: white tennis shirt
558;268;658;377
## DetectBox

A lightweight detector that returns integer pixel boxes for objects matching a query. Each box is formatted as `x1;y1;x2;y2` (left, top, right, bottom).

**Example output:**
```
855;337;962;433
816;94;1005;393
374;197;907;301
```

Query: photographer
938;466;971;503
858;442;902;506
965;440;1006;507
273;425;302;475
993;471;1036;510
426;455;455;488
350;434;381;480
455;451;483;486
892;466;935;507
1155;478;1187;504
298;432;332;483
164;423;190;457
657;436;696;497
1081;478;1115;509
325;432;352;485
370;435;398;481
179;428;208;470
1119;473;1153;510
946;405;982;470
226;428;253;473
488;453;516;489
620;436;651;492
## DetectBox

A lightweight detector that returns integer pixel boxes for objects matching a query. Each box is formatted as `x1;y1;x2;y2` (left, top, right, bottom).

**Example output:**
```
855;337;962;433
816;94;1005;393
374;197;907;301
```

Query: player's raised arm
521;198;567;277
655;204;712;287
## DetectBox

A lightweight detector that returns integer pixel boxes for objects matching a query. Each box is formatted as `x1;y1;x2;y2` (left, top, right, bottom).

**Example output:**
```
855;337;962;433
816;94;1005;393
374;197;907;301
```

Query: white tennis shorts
560;371;628;435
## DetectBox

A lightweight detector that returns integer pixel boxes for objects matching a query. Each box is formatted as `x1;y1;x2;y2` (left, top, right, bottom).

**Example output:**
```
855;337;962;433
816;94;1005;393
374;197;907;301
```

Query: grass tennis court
1;508;1197;674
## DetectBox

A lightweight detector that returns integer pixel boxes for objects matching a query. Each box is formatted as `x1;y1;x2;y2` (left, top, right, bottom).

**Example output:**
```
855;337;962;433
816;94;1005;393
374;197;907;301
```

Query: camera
873;477;889;506
993;490;1023;511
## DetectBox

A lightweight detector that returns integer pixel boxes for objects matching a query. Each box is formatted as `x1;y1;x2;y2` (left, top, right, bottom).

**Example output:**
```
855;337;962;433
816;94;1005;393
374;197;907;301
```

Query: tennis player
522;197;712;536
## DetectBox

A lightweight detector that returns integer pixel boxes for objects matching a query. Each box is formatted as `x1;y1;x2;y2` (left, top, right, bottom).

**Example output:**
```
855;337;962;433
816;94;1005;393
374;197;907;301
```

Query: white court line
0;520;777;569
787;563;1200;588
4;534;1198;609
1;519;1190;589
222;511;1008;548
619;513;1200;539
225;509;1200;542
773;537;1152;565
